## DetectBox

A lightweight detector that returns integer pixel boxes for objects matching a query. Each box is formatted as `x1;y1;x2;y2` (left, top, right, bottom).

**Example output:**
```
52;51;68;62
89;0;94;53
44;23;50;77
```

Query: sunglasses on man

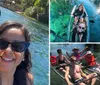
0;38;30;52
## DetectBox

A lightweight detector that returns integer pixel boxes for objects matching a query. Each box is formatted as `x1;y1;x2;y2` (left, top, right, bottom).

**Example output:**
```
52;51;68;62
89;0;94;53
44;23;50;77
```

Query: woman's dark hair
0;21;32;85
78;4;84;11
57;49;62;54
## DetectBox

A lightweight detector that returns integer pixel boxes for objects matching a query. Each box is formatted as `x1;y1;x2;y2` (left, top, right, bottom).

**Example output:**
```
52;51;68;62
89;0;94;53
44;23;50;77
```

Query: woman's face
79;6;83;11
73;50;78;53
87;54;92;57
0;28;25;72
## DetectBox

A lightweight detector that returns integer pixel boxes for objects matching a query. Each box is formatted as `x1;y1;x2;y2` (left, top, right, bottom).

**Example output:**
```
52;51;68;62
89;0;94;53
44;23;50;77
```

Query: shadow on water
50;44;100;85
0;7;49;85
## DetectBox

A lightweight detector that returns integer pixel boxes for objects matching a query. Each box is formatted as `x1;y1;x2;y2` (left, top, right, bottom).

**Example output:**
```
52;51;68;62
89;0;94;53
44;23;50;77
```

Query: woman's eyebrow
0;37;12;42
0;37;9;40
0;37;24;42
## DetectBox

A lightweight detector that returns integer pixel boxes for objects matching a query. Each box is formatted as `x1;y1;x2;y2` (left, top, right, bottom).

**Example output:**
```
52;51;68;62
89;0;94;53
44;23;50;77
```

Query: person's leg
81;33;84;42
72;27;77;42
79;34;82;42
80;34;83;42
59;67;66;73
78;82;86;85
87;73;97;85
72;29;76;42
82;32;86;42
78;34;80;42
64;67;73;85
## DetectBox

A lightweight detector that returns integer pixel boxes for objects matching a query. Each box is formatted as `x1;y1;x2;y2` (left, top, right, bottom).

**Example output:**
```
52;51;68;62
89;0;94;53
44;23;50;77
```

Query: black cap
72;47;79;51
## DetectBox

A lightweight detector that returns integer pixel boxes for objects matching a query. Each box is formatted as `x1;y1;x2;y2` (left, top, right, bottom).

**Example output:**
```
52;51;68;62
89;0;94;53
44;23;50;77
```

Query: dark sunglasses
79;26;85;29
0;38;30;52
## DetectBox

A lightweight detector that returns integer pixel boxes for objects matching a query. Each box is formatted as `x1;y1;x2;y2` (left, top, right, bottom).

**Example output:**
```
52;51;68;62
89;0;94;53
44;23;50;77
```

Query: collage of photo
50;0;100;85
0;0;100;85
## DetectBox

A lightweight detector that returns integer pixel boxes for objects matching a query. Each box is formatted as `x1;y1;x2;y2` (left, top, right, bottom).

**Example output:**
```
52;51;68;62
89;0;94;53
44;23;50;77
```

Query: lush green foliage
50;0;73;42
16;0;48;18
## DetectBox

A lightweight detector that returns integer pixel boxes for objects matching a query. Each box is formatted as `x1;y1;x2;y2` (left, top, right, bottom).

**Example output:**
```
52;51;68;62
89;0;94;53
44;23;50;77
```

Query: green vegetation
50;0;74;42
2;0;48;24
15;0;48;24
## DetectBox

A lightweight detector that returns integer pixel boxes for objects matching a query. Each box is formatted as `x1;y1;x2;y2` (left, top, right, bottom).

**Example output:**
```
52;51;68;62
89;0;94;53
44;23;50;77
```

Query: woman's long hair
78;4;84;13
0;21;32;85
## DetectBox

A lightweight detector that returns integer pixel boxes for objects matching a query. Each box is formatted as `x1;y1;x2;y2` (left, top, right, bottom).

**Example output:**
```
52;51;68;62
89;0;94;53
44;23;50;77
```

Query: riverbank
0;0;48;25
16;11;48;26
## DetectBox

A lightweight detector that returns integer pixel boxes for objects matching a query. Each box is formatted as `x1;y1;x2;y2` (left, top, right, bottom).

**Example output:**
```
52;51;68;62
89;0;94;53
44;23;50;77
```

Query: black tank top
58;55;66;64
13;69;27;85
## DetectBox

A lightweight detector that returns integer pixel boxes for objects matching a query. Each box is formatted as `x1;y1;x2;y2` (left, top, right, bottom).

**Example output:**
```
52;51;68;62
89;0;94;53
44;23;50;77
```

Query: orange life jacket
84;55;96;66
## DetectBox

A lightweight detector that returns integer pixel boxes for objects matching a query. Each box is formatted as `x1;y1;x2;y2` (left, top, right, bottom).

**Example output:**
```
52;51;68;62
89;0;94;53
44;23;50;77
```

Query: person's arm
56;57;59;65
64;56;70;64
65;67;73;85
80;69;88;79
79;46;88;54
27;73;34;85
79;54;85;60
83;11;86;18
73;9;77;17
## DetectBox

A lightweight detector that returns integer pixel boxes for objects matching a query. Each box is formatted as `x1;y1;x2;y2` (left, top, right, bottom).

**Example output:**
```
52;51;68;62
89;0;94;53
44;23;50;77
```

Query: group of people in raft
72;4;87;42
50;47;100;85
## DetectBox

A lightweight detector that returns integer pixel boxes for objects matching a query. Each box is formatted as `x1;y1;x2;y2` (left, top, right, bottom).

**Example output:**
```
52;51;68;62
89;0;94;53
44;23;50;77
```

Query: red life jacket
84;55;96;66
50;56;57;66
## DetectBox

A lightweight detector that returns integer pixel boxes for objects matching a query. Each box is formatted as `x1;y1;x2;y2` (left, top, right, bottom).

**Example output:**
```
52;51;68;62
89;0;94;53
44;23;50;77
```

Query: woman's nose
5;44;13;52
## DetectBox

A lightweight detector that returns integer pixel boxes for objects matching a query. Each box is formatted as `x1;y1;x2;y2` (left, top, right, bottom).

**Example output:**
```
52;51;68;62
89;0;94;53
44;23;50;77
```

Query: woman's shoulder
28;73;34;80
27;72;34;85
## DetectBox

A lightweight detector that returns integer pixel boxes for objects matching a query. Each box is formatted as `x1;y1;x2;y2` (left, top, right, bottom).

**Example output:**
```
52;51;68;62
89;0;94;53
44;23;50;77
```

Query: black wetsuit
73;9;86;18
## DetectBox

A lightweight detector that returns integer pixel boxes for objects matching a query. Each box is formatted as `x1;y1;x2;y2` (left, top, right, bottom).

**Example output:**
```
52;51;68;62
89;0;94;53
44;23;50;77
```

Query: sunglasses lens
12;42;30;52
0;39;9;50
79;26;81;28
82;27;84;29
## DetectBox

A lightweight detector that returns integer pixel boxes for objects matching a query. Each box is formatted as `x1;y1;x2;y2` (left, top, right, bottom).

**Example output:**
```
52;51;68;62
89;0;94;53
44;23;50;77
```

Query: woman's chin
0;58;16;72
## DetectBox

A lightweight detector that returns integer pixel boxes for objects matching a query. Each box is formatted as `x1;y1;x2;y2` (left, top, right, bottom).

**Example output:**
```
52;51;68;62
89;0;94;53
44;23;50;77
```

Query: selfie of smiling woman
0;21;33;85
0;0;49;85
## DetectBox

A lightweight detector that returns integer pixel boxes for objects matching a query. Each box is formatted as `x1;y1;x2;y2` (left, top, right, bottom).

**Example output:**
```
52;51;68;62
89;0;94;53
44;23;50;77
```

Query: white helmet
86;51;93;55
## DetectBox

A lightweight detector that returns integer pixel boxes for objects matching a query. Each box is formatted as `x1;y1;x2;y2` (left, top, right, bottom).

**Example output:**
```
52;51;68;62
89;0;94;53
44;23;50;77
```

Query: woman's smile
0;56;15;62
0;21;33;85
0;53;16;67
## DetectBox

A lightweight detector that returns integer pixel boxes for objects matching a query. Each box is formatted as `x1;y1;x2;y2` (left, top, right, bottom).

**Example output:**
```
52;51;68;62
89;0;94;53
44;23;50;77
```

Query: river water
0;7;49;85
